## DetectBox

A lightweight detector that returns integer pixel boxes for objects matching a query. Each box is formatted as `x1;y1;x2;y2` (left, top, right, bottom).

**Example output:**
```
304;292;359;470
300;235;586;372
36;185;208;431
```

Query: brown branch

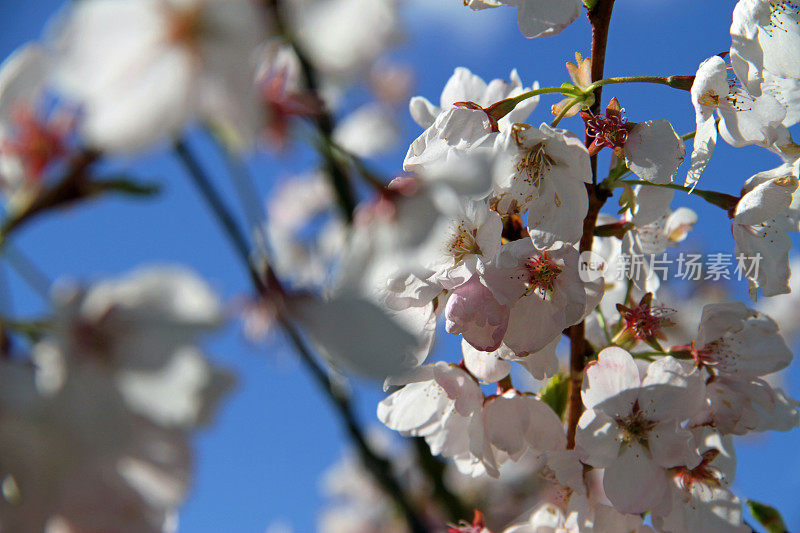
263;0;357;221
175;139;429;533
0;151;99;241
566;0;616;450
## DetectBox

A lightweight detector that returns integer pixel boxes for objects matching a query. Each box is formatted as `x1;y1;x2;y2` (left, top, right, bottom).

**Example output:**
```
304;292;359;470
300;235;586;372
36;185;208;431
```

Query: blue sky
0;0;798;531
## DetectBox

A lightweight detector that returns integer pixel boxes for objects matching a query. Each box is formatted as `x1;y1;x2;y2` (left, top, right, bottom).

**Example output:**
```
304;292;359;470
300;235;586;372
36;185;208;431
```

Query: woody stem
566;0;615;450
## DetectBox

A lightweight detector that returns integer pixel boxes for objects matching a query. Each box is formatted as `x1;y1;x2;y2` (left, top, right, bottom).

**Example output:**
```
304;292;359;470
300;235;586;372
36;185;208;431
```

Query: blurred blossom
53;0;268;153
0;43;73;213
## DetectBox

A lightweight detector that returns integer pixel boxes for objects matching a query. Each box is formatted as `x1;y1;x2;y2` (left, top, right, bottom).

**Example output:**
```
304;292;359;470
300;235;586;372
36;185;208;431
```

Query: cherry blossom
405;68;539;172
49;267;233;429
287;0;400;78
653;429;750;533
0;357;191;532
3;0;800;529
378;363;566;478
54;0;267;152
480;236;589;354
576;348;705;514
732;161;800;297
730;0;800;93
493;123;591;243
621;207;698;293
0;44;72;212
684;302;799;434
686;55;789;186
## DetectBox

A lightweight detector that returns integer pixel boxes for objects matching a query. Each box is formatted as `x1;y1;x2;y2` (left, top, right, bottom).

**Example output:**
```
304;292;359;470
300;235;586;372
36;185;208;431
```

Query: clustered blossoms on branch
0;0;799;532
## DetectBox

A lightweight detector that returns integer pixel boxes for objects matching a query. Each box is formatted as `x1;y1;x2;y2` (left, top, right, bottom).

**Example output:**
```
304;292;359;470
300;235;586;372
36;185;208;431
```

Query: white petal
582;347;640;416
731;0;800;82
733;220;792;297
377;379;447;433
648;421;700;469
286;294;427;379
461;340;512;384
638;357;705;422
433;363;484;416
625;119;685;185
116;347;234;429
439;67;488;108
575;409;621;468
483;392;531;460
525;395;567;451
734;173;797;225
515;0;582;39
409;96;438;128
603;445;669;514
685;116;717;187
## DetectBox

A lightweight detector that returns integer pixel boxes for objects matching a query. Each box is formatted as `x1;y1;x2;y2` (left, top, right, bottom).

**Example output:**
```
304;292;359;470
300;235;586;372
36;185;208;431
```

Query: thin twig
204;126;274;261
3;243;52;302
279;315;429;533
174;138;429;533
411;437;471;522
263;0;357;221
174;140;263;290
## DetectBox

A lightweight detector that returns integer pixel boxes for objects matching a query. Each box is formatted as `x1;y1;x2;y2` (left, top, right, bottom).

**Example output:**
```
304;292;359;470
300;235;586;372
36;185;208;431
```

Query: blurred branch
0;151;160;246
411;436;472;522
263;0;357;221
174;138;429;533
174;140;261;289
325;136;390;194
203;126;274;262
0;315;51;343
279;315;429;533
0;151;98;242
3;243;52;302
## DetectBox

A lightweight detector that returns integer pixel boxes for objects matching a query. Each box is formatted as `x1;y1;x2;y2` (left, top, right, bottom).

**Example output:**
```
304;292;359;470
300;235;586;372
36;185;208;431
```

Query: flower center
1;106;69;184
448;221;481;263
616;294;674;343
584;111;631;151
516;142;555;191
524;252;562;294
698;90;720;107
617;404;657;447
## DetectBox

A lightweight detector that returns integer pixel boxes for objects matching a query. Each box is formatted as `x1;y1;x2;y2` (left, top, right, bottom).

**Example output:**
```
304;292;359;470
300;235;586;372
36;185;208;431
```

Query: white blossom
0;43;68;212
53;0;267;152
686;55;789;186
405;68;539;172
576;348;705;514
493;123;591;243
653;429;749;533
480;236;589;355
49;267;233;430
732;161;799;298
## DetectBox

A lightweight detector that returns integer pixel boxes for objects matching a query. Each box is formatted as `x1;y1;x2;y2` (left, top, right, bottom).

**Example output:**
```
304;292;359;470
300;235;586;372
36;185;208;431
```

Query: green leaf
747;500;788;533
539;373;569;419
